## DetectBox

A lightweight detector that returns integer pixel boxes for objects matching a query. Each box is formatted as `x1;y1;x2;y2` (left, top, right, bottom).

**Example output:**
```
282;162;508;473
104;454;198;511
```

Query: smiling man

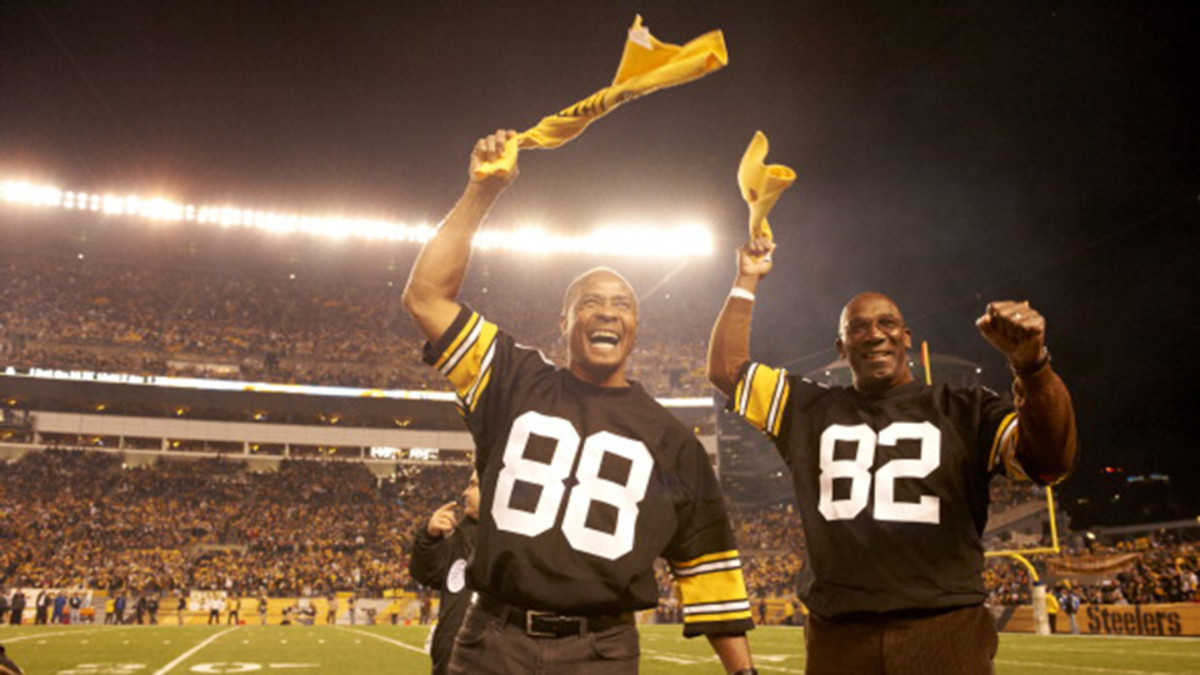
560;267;639;384
402;130;756;675
707;237;1078;674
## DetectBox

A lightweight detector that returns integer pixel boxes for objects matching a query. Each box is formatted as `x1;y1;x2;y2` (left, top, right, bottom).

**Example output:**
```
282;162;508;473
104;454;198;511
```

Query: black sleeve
408;527;453;590
663;435;755;637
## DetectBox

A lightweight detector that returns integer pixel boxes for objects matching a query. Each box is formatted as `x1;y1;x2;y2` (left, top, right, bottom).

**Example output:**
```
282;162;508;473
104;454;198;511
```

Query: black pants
448;604;639;675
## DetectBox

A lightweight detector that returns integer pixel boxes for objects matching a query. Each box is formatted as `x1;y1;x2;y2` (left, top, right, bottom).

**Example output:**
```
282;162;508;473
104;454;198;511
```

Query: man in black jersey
402;130;757;675
708;237;1077;675
410;471;481;675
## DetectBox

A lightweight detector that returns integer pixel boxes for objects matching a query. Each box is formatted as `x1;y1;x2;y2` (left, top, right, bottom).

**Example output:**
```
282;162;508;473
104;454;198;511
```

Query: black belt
475;594;634;638
824;603;980;623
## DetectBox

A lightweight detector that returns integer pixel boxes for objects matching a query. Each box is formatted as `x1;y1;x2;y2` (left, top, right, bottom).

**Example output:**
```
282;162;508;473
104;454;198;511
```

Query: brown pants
804;604;998;675
448;603;639;675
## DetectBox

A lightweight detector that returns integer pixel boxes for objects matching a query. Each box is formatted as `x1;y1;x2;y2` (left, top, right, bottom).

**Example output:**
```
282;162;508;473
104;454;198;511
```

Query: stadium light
2;178;713;258
5;364;715;409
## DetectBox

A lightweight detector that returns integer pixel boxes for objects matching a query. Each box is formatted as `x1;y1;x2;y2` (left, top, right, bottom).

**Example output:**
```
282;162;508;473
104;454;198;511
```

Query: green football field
2;624;1199;674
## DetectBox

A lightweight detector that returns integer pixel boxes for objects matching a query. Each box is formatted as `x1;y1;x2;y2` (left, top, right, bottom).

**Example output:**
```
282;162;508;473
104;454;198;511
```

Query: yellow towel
473;15;728;178
737;131;796;243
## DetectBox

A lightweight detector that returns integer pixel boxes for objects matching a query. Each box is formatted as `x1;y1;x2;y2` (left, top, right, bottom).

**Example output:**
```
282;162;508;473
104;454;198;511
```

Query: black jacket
410;518;477;675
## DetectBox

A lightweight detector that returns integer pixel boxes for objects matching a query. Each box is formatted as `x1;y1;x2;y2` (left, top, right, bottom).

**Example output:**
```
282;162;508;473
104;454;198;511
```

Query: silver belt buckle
528;607;578;634
526;610;560;638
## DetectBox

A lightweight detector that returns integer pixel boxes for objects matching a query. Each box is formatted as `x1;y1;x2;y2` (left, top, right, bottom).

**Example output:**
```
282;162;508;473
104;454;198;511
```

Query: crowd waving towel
737;131;796;243
473;15;729;179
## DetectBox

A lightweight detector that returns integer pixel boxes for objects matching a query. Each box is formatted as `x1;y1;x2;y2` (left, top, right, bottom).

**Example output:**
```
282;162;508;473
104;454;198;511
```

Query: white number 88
492;411;654;560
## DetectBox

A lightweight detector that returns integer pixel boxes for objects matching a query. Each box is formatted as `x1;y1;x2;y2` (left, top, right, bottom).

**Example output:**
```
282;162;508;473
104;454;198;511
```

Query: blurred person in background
411;472;481;675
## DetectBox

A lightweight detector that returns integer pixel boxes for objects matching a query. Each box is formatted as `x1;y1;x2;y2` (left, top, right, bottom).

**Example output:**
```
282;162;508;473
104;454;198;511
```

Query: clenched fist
976;300;1047;372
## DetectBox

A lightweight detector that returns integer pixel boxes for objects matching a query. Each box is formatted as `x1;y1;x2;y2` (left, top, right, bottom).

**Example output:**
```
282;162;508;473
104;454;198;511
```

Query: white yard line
640;649;701;665
152;626;239;675
333;626;426;654
641;648;804;673
1005;633;1200;643
1003;643;1197;658
995;659;1178;674
1;626;135;643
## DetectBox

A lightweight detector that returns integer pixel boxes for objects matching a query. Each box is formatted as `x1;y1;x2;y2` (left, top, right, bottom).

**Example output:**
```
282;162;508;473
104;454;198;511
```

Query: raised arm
977;301;1078;482
402;129;518;343
706;238;775;398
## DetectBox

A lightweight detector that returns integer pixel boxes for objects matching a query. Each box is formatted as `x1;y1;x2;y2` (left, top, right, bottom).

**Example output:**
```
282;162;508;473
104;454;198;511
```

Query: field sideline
3;624;1199;674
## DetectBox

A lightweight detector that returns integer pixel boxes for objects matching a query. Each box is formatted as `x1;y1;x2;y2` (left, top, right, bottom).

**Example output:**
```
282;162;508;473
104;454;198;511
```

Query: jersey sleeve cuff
721;361;753;411
422;304;475;366
682;616;756;638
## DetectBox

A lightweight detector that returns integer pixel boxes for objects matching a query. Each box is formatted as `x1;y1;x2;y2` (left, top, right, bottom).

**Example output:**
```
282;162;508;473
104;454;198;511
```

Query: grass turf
3;624;1199;674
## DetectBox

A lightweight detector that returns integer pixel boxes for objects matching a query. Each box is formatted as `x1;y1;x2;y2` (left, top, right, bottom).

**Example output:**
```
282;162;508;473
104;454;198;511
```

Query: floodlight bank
2;179;712;257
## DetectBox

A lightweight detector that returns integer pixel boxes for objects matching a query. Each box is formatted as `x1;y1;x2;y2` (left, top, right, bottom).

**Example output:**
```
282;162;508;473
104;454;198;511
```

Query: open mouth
862;349;892;362
588;330;621;349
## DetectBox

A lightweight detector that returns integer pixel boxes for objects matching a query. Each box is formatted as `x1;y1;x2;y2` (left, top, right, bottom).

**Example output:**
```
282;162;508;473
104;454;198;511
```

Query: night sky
2;1;1197;519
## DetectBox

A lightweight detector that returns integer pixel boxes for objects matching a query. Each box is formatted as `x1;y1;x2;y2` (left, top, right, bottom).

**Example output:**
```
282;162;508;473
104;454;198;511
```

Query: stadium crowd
0;254;711;397
0;450;799;607
0;234;1184;619
0;449;471;597
1;447;1194;628
985;531;1199;607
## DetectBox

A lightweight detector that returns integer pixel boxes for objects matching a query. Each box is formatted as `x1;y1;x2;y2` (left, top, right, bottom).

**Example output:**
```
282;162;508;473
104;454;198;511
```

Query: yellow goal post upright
985;486;1061;636
922;340;1060;635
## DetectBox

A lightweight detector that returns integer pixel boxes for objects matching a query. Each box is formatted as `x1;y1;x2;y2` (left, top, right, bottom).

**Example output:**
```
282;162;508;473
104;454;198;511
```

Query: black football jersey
424;307;753;636
733;364;1035;618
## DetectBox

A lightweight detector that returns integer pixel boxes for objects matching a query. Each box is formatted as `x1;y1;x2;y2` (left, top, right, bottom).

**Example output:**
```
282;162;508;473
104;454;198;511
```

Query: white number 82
817;421;942;524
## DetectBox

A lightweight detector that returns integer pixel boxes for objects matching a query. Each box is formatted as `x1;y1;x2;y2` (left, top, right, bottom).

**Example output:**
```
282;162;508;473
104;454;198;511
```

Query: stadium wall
997;603;1200;637
32;411;475;453
2;371;720;468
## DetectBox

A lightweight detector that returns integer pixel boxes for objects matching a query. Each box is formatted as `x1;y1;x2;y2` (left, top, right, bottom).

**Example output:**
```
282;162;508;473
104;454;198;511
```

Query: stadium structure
0;368;718;474
8;185;1193;644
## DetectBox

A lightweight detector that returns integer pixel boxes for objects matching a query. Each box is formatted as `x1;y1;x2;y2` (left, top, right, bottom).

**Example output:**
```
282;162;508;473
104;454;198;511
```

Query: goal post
985;486;1061;636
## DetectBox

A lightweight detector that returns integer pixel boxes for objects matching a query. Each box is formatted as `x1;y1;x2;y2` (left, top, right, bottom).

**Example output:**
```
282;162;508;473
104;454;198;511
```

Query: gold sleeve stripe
987;412;1017;471
768;374;789;437
672;552;750;622
734;363;754;417
988;413;1025;477
672;557;742;578
676;568;749;607
460;339;497;411
684;608;755;624
683;601;753;617
734;363;790;436
434;312;482;374
443;321;498;394
463;360;492;413
992;413;1034;482
1002;429;1033;482
671;550;740;570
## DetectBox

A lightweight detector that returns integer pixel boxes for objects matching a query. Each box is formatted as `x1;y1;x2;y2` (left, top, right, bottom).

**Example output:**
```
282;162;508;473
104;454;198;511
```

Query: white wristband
729;287;756;303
